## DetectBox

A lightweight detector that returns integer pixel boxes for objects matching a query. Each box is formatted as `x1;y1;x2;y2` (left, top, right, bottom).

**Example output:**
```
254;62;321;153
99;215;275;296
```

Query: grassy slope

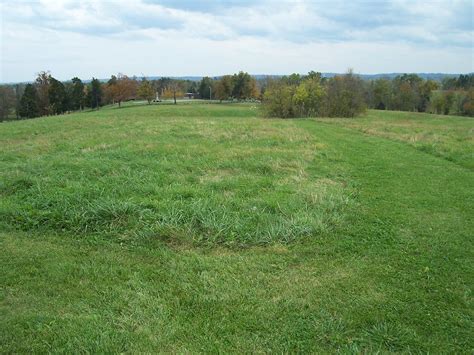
317;110;474;170
1;104;473;352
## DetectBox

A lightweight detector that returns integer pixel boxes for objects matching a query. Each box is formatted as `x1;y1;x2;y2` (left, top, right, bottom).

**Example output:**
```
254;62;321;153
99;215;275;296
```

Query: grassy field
317;110;474;170
1;103;473;352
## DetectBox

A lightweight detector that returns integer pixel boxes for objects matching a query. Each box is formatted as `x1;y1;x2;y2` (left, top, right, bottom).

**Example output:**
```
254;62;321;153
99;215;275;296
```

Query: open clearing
1;103;473;352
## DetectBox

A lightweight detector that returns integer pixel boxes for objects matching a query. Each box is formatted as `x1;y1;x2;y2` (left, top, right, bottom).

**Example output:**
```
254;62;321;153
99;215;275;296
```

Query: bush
262;71;365;118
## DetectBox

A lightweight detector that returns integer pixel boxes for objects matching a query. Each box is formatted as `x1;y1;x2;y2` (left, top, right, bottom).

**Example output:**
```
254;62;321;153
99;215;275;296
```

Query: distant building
184;92;195;99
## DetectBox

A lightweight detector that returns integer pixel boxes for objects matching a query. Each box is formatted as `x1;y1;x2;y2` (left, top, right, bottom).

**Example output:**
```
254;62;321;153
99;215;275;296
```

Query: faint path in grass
298;119;474;350
315;110;474;170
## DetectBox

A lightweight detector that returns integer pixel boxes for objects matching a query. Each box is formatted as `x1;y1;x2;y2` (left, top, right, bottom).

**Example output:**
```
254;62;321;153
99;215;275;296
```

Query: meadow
1;103;473;352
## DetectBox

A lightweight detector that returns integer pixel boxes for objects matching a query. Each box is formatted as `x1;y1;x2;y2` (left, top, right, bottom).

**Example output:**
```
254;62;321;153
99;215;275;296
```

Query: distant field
1;103;473;352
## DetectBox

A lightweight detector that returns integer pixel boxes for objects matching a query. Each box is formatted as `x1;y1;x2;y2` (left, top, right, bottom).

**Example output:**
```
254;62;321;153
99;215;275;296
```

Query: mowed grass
1;103;473;352
317;110;474;170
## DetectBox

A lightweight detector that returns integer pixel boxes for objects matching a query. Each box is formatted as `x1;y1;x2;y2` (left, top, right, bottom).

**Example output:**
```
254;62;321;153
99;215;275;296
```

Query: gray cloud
1;0;472;82
2;0;472;46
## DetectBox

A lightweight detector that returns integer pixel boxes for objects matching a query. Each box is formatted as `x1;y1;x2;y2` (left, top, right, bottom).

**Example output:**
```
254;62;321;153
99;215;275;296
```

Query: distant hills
4;73;469;85
144;73;464;82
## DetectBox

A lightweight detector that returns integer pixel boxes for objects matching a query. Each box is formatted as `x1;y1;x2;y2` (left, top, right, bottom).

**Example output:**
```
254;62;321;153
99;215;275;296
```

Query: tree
70;77;85;110
48;77;68;114
0;85;15;121
418;80;439;112
283;73;302;86
232;72;258;100
391;74;422;111
103;75;117;105
162;81;184;104
215;75;233;102
428;91;447;114
110;74;137;107
137;78;155;104
306;71;322;81
198;77;214;99
372;78;392;110
14;84;24;119
461;89;474;116
35;71;52;116
262;80;295;118
18;84;39;118
89;78;102;109
294;77;325;116
324;71;366;117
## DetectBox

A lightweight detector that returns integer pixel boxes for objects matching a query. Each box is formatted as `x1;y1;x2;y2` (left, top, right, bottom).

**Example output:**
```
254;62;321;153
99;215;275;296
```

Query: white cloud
1;0;473;82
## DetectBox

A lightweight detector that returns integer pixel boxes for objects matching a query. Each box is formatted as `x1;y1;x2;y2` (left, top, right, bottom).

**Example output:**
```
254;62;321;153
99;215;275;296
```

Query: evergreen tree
89;78;102;109
70;77;85;110
49;78;68;114
198;77;214;99
18;84;39;118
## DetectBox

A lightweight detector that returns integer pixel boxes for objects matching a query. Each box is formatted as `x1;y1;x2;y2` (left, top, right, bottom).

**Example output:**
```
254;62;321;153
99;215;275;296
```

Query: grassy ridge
1;104;473;352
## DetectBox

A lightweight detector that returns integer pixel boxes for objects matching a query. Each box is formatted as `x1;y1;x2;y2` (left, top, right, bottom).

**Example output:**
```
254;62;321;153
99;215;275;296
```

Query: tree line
366;73;474;116
0;71;260;120
0;71;472;121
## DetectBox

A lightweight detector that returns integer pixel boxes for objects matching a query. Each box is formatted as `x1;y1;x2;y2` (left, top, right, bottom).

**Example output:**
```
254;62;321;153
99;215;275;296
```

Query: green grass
1;103;473;352
317;110;474;170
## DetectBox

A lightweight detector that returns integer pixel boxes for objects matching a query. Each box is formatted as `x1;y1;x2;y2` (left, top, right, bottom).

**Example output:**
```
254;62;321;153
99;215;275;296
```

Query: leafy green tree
198;77;214;99
232;72;258;100
137;78;155;104
282;73;303;85
306;71;322;81
372;78;392;110
461;89;474;116
262;80;295;118
392;74;422;111
298;77;325;116
324;71;366;117
293;83;309;116
18;84;39;118
418;80;439;112
428;91;447;114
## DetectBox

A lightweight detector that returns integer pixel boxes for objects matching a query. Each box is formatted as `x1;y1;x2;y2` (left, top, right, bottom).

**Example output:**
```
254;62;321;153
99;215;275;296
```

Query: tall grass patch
0;104;353;246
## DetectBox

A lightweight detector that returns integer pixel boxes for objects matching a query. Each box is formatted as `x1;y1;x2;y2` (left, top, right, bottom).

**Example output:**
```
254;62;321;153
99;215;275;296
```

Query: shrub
262;71;365;118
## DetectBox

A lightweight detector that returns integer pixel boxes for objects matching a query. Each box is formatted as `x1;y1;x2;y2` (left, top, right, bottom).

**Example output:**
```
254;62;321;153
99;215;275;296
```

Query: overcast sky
1;0;473;82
